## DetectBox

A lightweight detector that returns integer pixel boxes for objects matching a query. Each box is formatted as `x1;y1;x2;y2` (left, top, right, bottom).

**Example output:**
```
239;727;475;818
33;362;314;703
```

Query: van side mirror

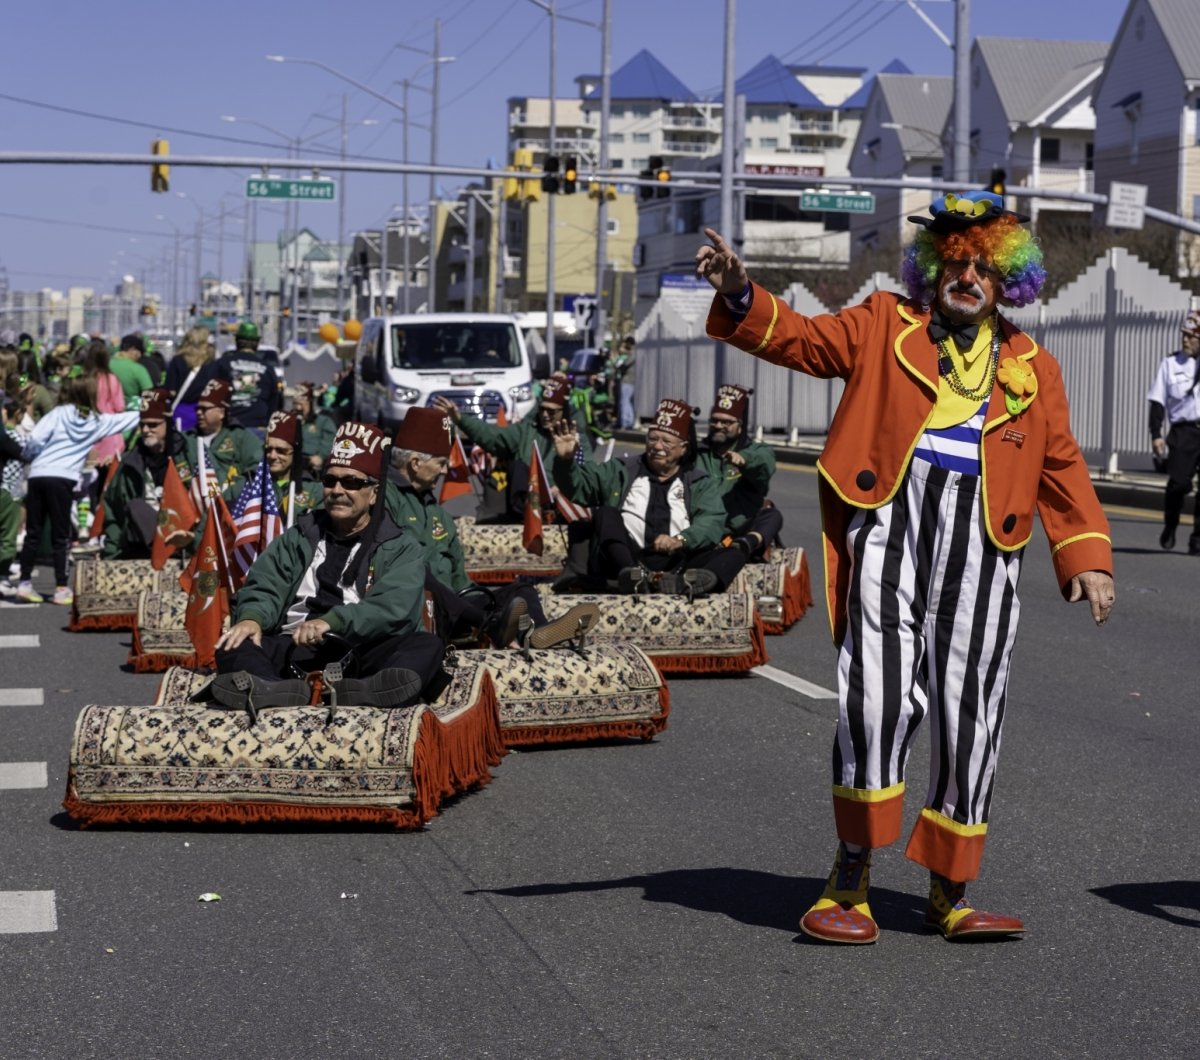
530;348;550;380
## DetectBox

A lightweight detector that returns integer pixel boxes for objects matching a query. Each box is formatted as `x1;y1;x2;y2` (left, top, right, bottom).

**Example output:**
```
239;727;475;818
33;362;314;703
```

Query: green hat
235;320;261;341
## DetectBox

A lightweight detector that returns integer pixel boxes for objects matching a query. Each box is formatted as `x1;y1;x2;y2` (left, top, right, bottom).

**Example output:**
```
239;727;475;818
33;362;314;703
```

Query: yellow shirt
927;318;994;429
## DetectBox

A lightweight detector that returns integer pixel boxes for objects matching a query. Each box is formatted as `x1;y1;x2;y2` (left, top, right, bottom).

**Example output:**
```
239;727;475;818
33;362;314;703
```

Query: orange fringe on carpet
69;611;138;633
501;680;671;748
62;671;506;831
763;553;815;635
467;568;560;585
649;614;769;674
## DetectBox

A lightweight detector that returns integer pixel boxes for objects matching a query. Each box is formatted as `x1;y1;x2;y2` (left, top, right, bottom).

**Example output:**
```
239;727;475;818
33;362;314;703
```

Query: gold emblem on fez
657;411;672;427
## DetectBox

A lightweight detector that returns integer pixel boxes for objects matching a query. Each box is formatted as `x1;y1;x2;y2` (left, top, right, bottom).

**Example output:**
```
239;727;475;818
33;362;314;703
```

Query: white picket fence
634;249;1198;472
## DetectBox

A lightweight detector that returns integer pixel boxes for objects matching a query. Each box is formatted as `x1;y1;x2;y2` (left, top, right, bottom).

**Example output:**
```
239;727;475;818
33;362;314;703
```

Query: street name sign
1106;181;1146;230
800;191;875;213
245;178;338;202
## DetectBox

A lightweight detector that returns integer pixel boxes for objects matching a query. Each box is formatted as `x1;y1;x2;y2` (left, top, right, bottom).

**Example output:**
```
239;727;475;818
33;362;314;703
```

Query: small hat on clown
908;190;1029;234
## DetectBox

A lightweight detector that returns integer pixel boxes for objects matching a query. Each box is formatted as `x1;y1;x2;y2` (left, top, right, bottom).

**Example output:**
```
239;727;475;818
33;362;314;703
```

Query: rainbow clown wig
901;190;1046;308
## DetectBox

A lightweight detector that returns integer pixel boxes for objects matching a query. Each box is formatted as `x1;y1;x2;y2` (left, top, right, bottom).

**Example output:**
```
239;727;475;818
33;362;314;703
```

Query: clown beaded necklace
936;313;1000;401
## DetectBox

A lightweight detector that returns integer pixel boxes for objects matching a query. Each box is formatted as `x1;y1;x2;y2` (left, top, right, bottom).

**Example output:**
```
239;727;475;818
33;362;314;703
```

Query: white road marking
751;664;839;700
0;891;58;933
0;635;39;648
0;689;44;707
0;762;48;789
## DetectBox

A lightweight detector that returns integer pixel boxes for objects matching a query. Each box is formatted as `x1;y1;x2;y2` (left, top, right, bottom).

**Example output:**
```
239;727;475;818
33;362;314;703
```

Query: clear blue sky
1;0;1131;298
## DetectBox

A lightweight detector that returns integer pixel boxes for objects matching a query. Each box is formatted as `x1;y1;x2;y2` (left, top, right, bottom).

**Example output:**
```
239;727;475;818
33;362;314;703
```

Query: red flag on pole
88;460;121;540
179;498;231;669
495;404;508;427
150;459;200;569
522;441;555;555
439;434;474;503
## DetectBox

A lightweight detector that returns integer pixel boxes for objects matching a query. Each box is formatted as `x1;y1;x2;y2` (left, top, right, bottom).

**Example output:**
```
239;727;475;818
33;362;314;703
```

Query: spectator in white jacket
15;375;139;604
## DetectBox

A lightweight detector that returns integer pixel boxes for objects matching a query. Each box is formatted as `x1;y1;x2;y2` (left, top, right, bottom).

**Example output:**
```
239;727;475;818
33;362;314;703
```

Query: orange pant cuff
904;808;987;881
832;783;904;849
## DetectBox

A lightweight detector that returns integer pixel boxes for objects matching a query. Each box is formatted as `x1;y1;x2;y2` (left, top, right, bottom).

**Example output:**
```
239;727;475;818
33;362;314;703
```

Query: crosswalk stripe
0;891;58;933
751;664;839;699
0;635;39;648
0;689;44;707
0;762;48;789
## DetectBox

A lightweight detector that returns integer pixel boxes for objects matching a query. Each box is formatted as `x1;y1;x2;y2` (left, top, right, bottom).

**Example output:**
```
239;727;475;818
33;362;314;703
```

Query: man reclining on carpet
550;397;749;596
388;406;598;648
211;420;445;712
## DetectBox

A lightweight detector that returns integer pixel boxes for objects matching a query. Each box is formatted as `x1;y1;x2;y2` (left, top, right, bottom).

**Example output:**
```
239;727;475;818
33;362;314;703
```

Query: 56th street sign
245;178;338;202
800;190;875;214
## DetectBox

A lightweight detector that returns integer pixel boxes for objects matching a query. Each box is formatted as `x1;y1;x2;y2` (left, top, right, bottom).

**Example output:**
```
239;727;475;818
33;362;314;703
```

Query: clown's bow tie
928;310;979;350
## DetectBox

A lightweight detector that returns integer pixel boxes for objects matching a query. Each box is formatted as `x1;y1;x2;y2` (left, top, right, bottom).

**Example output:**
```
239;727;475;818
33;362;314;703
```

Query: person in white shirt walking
1147;308;1200;552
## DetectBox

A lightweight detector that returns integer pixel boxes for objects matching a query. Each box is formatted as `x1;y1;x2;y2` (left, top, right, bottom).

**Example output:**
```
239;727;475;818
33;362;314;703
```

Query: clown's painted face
937;256;1000;324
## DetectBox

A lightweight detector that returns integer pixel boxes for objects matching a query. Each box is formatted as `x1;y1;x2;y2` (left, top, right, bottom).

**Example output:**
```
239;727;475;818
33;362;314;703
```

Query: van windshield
389;322;521;371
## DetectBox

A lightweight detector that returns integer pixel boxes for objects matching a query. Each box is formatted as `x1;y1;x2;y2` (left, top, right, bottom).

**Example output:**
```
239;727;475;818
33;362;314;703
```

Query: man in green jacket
291;382;337;476
433;377;591;524
182;378;262;503
552;397;743;595
211;420;443;711
101;387;193;559
263;411;323;525
694;383;782;559
388;407;598;648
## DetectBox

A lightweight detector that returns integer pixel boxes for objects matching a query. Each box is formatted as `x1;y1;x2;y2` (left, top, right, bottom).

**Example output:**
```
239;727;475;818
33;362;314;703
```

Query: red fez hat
651;397;698;441
326;421;389;479
393;407;455;458
139;386;173;421
266;411;302;450
712;383;752;422
198;378;231;409
540;377;571;407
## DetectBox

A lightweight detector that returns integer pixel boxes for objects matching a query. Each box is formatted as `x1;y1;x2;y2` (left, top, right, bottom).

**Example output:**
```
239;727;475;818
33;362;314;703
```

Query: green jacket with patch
100;439;191;559
233;509;425;641
694;441;776;534
384;479;468;591
181;425;262;503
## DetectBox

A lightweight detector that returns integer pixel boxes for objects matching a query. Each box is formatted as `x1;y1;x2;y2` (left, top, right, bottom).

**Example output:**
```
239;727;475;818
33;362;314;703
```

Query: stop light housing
562;155;578;195
502;166;521;201
988;167;1006;197
541;155;560;195
513;148;539;202
652;155;671;198
151;139;170;193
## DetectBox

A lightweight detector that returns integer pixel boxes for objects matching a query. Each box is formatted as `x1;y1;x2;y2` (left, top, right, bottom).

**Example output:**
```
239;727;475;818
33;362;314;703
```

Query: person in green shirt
551;397;744;596
263;411;323;524
388;407;597;648
181;378;263;503
694;383;782;559
109;334;155;409
434;377;591;524
290;382;337;475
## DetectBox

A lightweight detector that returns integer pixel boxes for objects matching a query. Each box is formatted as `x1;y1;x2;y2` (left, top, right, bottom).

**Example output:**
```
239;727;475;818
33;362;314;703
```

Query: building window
610;159;624;169
931;164;943;180
631;157;648;170
1195;101;1200;146
607;218;620;236
632;132;651;144
1040;138;1060;163
610;132;624;143
760;137;778;149
1085;142;1094;171
627;105;652;119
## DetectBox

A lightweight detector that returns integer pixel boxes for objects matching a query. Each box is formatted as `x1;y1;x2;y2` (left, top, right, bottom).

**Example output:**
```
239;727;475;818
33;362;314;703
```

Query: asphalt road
0;464;1196;1060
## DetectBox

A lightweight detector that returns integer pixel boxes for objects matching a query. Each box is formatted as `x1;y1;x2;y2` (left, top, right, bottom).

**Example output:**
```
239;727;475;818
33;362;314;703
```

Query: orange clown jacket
707;286;1113;644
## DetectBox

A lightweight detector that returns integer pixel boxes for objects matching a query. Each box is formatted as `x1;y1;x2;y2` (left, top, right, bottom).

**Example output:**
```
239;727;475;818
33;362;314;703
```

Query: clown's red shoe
923;876;1025;940
799;846;879;945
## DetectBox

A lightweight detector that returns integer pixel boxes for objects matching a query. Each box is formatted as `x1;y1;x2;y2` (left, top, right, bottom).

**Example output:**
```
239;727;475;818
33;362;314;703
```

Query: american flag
229;455;284;580
531;440;592;524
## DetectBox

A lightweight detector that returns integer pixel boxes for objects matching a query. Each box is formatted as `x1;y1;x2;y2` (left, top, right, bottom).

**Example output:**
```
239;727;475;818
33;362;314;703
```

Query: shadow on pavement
1090;880;1200;928
468;867;928;935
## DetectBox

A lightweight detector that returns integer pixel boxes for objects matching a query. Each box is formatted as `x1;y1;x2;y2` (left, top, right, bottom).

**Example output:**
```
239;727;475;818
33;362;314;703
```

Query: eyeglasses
322;473;375;491
196;404;220;413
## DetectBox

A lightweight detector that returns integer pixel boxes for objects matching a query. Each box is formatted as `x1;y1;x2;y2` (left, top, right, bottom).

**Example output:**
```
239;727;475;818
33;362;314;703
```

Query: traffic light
588;180;617;201
562;155;578;195
988;167;1006;197
502;165;521;201
541;154;560;195
150;139;170;193
513;147;539;202
652;155;671;198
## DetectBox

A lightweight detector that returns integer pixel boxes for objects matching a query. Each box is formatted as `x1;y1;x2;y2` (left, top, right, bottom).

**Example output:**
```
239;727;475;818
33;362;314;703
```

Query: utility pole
402;80;411;313
953;0;971;184
427;18;442;314
464;193;476;312
720;0;736;242
593;0;611;347
546;2;557;368
337;92;348;320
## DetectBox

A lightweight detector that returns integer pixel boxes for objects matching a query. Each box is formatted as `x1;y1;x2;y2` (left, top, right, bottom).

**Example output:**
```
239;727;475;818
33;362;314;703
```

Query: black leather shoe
331;668;423;708
210;672;311;717
486;595;528;647
1161;526;1177;550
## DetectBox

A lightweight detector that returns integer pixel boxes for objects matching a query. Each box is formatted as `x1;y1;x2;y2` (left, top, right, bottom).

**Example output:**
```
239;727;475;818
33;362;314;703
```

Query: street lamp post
176;192;204;315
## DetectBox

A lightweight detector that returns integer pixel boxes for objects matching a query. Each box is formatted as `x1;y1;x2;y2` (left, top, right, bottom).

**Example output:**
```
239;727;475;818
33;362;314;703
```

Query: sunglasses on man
322;473;376;491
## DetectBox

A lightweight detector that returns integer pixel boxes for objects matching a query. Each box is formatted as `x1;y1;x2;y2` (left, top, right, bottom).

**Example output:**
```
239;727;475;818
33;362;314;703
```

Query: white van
352;313;544;431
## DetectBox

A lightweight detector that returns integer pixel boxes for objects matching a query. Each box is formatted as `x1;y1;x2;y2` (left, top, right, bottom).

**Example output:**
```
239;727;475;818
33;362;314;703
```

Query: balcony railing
1033;165;1095;195
663;140;716;155
662;114;719;132
790;118;839;135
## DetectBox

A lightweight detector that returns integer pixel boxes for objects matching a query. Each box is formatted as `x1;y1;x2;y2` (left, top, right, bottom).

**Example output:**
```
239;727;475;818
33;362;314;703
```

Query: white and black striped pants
834;459;1023;839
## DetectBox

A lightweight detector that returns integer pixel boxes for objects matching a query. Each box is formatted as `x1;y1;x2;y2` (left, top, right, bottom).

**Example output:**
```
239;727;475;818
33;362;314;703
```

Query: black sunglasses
322;473;375;491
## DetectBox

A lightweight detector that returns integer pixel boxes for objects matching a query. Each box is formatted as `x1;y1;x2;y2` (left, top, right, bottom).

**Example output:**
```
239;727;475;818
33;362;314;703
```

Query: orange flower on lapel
997;356;1037;415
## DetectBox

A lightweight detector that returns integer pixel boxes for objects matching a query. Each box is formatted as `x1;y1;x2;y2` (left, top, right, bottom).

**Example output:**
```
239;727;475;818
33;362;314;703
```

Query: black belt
1177;420;1200;428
